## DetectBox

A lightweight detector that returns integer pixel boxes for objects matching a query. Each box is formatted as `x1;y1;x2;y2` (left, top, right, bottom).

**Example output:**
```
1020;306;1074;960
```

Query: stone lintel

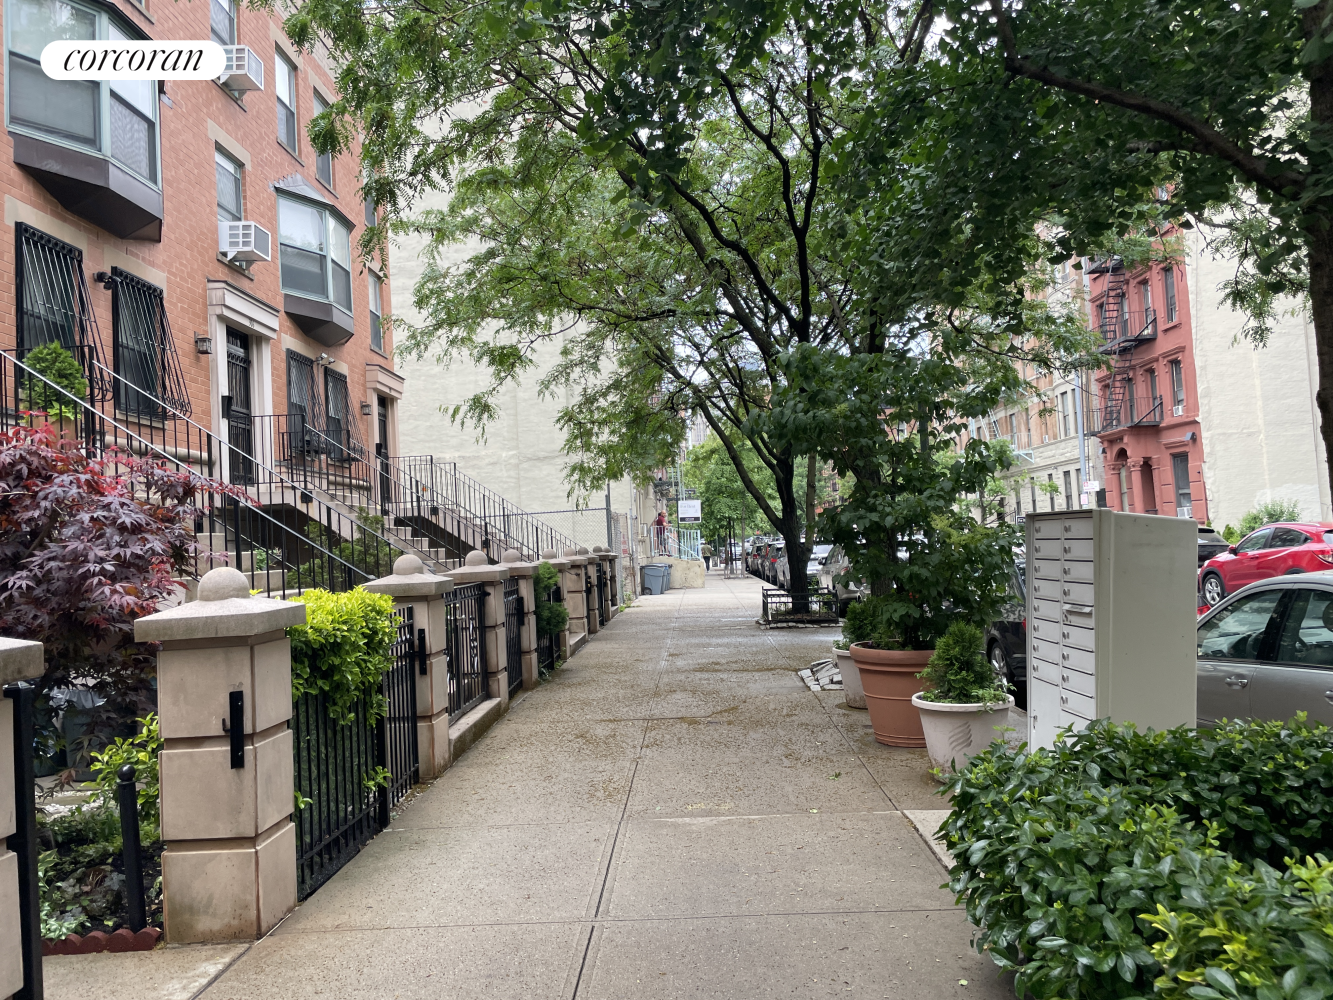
447;565;511;584
0;637;42;686
362;574;455;598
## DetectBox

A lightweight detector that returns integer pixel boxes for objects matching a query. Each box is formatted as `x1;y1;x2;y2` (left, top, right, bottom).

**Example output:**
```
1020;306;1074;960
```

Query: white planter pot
911;693;1015;772
833;646;865;708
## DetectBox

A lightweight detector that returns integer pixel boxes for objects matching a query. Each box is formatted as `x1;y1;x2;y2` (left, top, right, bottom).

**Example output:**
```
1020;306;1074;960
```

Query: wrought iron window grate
15;222;111;401
110;267;191;417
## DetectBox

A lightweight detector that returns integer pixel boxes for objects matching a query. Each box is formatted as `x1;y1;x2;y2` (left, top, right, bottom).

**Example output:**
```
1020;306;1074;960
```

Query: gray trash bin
642;563;671;595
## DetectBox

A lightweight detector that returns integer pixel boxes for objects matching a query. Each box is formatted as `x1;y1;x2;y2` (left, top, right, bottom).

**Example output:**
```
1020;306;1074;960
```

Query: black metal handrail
1090;394;1165;433
0;350;374;597
1100;307;1158;352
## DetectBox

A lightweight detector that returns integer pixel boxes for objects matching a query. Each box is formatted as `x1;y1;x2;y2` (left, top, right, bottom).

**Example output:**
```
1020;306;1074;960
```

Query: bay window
7;0;158;185
278;196;352;307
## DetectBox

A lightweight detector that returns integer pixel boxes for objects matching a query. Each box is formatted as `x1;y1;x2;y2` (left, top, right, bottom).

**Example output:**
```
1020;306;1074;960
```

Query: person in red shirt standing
654;510;668;552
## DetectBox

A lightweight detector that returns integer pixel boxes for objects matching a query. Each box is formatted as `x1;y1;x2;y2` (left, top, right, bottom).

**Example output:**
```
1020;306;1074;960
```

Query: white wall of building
1186;228;1331;528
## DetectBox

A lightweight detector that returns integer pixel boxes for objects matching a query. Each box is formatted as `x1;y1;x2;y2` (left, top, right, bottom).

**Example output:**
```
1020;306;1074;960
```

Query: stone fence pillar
135;567;304;944
447;551;512;710
363;555;455;779
539;550;572;659
2;639;43;1000
562;548;589;651
500;551;539;690
577;546;600;636
593;548;616;623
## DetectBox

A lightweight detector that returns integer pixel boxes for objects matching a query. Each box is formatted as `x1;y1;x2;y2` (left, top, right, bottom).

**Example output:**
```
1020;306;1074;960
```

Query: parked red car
1199;522;1333;607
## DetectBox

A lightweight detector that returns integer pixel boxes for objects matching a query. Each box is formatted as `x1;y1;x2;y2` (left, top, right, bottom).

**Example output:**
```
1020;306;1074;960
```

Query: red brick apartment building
1085;234;1207;521
0;0;402;470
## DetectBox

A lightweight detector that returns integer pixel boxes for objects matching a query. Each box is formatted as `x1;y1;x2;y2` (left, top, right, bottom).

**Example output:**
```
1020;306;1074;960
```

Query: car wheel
1201;572;1226;607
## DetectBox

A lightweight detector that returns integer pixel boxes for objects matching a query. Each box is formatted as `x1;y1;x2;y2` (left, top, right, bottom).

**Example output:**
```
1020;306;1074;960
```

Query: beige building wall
1186;228;1331;528
389;218;636;534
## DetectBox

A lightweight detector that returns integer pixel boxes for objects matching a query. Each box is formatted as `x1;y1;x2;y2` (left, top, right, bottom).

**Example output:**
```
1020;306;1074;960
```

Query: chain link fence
528;506;635;603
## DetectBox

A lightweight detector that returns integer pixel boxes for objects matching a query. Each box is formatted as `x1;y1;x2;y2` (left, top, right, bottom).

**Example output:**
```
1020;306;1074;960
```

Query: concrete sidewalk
47;572;1010;999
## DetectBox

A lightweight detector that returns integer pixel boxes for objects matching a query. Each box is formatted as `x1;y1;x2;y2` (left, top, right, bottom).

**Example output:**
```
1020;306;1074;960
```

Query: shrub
842;599;875;645
285;508;398;590
942;717;1333;999
535;561;568;637
916;621;1006;704
1238;498;1304;535
22;342;88;419
287;587;397;723
89;714;161;832
1144;854;1333;1000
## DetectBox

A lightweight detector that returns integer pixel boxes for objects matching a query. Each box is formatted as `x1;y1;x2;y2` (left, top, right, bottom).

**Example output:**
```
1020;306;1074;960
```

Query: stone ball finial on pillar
392;553;425;576
540;549;557;560
501;549;522;564
563;548;579;558
576;545;590;556
196;567;251;602
465;550;489;567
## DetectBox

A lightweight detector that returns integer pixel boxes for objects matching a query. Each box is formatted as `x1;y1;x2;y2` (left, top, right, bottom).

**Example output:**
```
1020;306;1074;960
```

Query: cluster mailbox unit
1026;509;1198;750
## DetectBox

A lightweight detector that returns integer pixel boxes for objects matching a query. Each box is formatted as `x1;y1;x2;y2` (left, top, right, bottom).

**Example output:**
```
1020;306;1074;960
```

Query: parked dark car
1196;525;1230;567
1196;572;1333;726
985;560;1027;711
1199;521;1333;607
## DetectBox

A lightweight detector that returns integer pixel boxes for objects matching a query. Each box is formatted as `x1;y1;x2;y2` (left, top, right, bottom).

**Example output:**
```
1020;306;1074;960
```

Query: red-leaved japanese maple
0;422;235;756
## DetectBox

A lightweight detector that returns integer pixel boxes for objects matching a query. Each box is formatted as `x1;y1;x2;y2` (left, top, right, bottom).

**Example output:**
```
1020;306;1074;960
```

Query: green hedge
942;718;1333;1000
287;587;396;723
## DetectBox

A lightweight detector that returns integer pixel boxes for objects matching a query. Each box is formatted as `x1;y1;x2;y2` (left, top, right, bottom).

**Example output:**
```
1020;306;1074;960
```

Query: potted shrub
910;621;1013;771
832;604;866;709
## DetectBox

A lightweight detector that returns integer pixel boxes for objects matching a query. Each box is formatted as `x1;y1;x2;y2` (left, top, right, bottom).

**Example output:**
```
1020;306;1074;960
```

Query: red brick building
0;0;402;467
1087;238;1208;522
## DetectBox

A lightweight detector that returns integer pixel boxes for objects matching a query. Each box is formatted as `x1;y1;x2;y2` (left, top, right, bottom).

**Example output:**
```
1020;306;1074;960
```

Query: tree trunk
1307;28;1333;515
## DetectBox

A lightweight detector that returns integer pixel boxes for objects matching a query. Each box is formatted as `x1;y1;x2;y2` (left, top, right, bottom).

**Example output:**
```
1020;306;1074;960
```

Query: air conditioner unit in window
1172;404;1184;417
218;220;272;263
218;45;264;93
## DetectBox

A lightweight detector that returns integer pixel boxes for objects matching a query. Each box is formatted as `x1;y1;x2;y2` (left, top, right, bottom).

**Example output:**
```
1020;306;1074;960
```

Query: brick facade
0;0;398;454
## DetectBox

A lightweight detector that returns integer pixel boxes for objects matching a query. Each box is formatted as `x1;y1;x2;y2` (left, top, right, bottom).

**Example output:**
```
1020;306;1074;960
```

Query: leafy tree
0;423;231;761
681;433;780;544
1238;498;1307;536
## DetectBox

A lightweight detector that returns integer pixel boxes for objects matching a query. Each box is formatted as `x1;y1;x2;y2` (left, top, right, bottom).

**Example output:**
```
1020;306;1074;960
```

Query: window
285;350;325;448
369;272;383;352
216;150;242;222
1269;527;1310;549
16;223;99;358
1015;488;1022;517
210;0;234;45
1148;368;1159;405
1164;267;1178;322
1047;472;1055;511
1237;528;1272;554
1118;465;1129;511
1058;391;1071;437
324;368;350;458
1063;470;1073;510
1197;589;1284;662
110;268;191;417
1172;453;1192;516
1140;280;1152;319
1170;359;1185;411
364;194;377;228
313;92;332;188
277;196;352;308
1276;589;1333;666
1127;378;1136;423
275;50;297;152
7;0;158;184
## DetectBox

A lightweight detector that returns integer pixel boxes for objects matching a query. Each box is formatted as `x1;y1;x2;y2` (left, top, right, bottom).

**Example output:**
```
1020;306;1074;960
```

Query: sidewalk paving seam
186;942;254;1000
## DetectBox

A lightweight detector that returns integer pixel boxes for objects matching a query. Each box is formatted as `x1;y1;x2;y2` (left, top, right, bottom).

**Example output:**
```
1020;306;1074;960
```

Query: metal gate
447;583;488;720
595;560;607;627
292;606;421;901
503;577;523;696
584;569;594;634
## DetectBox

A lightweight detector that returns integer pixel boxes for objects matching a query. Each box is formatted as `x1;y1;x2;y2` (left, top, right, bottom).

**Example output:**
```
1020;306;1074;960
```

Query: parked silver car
818;545;867;615
1196;572;1333;726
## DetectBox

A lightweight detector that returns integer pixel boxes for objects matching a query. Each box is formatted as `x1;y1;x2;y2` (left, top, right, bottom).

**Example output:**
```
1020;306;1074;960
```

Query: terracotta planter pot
911;693;1015;772
833;646;866;709
850;643;931;747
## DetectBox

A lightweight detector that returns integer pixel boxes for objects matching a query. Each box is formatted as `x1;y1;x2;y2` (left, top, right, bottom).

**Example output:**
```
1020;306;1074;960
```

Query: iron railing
292;606;423;901
584;569;595;634
595;560;607;627
503;577;523;697
446;583;488;720
760;586;840;626
1089;393;1165;433
0;349;383;598
1099;307;1158;352
644;525;702;560
536;627;556;675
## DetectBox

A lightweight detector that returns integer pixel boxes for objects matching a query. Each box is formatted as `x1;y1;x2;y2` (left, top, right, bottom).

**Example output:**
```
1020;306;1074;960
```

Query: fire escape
1089;257;1159;432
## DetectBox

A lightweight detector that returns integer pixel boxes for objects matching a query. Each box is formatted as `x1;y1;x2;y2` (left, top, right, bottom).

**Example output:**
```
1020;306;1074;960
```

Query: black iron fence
5;680;41;1000
759;586;840;626
595;561;607;627
292;607;422;901
446;583;488;721
584;570;594;633
537;628;556;675
503;577;523;697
